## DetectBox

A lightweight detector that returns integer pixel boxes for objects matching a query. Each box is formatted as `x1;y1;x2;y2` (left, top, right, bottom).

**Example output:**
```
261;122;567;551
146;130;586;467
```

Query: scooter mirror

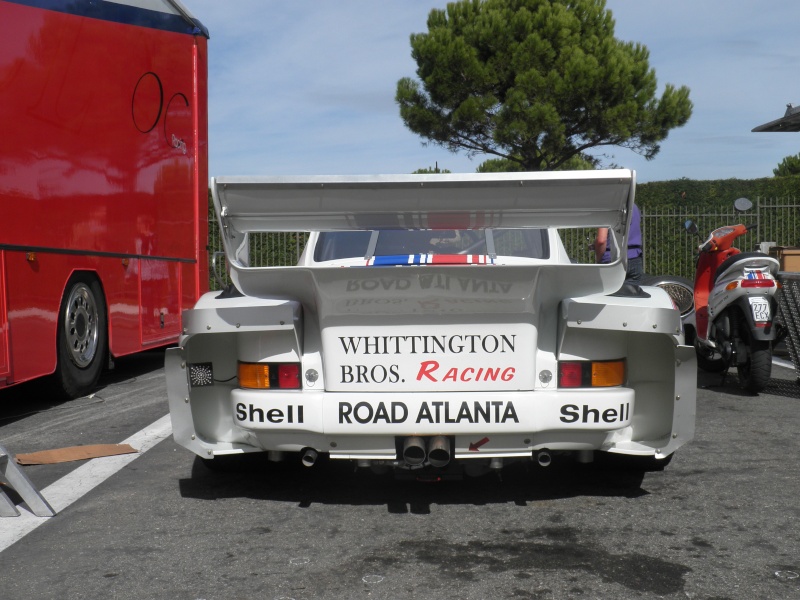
733;197;753;213
684;220;699;235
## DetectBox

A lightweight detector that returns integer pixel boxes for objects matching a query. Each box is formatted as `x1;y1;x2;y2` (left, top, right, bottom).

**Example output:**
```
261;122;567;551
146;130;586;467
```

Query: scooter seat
713;251;778;284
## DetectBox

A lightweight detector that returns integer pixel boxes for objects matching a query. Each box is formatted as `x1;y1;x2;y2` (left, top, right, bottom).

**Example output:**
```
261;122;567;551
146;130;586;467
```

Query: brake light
558;362;583;388
238;362;302;389
558;360;625;388
278;364;301;389
741;279;775;288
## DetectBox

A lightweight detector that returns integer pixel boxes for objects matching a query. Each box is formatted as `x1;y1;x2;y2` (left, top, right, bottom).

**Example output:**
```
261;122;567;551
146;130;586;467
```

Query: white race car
166;170;696;477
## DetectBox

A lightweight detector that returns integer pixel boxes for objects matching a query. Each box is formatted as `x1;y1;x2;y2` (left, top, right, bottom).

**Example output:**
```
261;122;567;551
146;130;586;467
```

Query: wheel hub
65;284;98;368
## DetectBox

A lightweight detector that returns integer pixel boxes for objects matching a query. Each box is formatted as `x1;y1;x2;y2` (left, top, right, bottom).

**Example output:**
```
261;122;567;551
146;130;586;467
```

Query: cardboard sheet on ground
15;444;138;465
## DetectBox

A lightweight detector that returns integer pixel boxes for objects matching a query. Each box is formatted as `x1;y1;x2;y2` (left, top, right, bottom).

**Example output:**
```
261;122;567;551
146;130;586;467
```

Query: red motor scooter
685;197;780;393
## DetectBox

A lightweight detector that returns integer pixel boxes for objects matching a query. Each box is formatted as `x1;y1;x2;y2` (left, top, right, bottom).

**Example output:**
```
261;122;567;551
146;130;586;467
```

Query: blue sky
187;1;800;183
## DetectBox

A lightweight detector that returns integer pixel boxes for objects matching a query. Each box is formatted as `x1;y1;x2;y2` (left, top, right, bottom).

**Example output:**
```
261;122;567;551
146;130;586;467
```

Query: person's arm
593;227;608;263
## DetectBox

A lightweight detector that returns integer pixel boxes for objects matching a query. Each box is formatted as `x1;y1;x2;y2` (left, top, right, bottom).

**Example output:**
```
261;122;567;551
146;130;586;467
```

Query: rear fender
559;292;695;458
732;296;777;342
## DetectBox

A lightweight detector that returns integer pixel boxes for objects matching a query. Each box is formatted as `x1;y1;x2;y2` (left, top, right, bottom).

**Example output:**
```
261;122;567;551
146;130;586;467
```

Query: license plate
749;298;771;322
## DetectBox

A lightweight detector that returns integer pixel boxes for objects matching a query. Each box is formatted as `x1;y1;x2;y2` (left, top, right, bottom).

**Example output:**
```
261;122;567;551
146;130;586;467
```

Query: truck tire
54;275;107;399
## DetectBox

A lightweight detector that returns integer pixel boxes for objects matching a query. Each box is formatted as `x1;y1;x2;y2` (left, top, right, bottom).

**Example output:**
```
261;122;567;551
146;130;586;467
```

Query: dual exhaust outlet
402;435;452;467
302;440;452;469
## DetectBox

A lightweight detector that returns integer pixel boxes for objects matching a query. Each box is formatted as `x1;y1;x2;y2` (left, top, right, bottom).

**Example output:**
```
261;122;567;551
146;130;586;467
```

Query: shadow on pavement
179;454;650;512
696;361;800;399
0;348;168;427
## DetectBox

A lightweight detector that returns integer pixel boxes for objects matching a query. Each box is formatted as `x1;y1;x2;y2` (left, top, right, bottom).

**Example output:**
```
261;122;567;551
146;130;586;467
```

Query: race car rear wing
211;170;636;299
213;170;633;233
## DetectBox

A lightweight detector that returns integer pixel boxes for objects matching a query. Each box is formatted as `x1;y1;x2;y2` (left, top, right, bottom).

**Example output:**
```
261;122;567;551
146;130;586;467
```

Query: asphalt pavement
0;350;798;600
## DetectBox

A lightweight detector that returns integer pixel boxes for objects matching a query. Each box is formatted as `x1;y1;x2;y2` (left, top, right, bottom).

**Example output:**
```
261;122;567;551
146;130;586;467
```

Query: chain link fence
208;198;800;289
207;224;308;289
561;197;800;279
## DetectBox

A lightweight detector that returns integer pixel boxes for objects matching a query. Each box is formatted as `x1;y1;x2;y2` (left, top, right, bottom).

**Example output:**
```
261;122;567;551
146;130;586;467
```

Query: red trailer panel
0;0;209;398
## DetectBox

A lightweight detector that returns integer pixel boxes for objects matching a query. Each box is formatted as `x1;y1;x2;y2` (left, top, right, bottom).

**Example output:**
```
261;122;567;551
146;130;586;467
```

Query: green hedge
636;177;799;209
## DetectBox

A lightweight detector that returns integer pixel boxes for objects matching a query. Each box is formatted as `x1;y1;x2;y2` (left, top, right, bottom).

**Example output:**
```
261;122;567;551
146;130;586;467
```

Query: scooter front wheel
737;339;772;393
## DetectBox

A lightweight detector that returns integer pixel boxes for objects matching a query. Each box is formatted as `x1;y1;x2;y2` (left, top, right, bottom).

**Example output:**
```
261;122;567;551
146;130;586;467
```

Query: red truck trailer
0;0;209;398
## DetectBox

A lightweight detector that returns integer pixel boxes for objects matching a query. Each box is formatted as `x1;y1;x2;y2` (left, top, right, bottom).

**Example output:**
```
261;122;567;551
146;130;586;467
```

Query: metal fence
561;197;800;279
641;198;800;279
208;198;800;289
207;223;309;289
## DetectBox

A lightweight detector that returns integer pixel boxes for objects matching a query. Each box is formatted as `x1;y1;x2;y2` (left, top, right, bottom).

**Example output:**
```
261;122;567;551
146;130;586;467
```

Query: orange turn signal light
239;363;271;389
591;360;625;387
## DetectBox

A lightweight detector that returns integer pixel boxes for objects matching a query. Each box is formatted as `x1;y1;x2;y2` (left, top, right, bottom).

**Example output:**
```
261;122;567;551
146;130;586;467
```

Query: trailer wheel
54;275;107;399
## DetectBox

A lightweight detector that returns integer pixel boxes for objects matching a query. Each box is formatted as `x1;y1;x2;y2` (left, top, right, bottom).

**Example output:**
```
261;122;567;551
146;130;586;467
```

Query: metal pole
757;197;761;248
640;205;646;273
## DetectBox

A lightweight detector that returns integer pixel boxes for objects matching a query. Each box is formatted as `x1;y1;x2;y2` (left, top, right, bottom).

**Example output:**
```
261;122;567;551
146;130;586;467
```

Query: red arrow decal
469;437;490;452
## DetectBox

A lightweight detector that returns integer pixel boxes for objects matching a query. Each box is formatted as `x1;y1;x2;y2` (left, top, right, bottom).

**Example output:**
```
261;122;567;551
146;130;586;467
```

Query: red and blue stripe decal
366;254;495;266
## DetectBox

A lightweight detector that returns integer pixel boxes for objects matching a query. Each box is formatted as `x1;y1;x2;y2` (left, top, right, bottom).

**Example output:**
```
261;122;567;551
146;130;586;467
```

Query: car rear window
314;229;549;262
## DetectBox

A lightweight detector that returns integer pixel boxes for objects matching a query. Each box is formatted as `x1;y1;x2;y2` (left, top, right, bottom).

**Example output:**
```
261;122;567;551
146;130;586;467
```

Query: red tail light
741;279;774;288
278;364;301;389
558;362;584;388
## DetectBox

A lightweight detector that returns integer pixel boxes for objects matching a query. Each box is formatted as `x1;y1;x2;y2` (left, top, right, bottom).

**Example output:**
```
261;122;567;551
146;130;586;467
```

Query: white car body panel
166;170;696;471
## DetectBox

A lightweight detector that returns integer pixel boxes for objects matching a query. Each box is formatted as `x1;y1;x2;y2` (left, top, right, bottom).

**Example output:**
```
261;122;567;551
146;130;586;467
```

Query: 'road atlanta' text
339;400;519;424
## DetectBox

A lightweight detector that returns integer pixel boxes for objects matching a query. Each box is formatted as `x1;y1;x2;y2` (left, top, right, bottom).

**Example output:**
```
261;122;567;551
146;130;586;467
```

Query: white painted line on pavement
0;414;172;553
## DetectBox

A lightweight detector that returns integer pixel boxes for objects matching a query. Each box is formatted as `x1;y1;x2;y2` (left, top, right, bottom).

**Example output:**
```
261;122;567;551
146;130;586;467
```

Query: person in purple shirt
593;202;643;284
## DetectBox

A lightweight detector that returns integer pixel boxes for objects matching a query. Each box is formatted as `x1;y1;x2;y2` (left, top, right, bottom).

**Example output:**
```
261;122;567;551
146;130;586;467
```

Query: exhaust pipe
427;436;451;468
301;448;318;467
402;436;427;465
536;450;552;467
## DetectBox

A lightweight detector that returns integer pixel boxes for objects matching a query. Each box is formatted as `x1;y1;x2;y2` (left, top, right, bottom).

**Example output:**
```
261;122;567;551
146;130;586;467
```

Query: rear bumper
167;346;696;461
